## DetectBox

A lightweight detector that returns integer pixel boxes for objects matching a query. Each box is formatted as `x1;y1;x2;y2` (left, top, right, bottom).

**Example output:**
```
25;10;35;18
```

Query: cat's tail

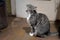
49;32;58;36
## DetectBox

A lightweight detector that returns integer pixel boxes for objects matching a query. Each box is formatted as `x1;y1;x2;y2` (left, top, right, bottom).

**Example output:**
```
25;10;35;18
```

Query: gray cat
26;4;50;38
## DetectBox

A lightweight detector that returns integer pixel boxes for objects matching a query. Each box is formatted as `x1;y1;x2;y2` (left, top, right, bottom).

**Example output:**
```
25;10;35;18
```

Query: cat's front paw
29;32;34;36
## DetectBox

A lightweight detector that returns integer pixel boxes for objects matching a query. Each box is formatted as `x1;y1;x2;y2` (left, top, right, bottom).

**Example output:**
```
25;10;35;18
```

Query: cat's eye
26;10;28;12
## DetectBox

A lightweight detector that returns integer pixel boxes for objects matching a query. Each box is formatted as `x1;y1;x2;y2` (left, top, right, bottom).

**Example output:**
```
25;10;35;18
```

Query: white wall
11;0;16;15
16;0;60;21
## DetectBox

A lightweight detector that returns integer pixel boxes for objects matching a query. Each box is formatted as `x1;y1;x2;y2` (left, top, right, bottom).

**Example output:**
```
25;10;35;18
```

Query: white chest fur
27;14;31;25
27;14;31;21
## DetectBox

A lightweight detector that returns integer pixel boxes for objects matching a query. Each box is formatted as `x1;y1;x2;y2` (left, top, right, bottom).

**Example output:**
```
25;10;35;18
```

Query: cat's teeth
29;32;34;36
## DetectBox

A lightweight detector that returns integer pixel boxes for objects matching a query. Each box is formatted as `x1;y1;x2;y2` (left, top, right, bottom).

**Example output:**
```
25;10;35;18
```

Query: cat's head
26;4;37;14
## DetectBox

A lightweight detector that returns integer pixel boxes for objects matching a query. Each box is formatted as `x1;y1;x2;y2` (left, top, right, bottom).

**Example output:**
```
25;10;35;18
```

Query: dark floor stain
23;27;31;34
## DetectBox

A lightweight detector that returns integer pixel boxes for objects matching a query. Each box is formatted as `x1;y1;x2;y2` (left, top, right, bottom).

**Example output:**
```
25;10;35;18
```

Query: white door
11;0;16;15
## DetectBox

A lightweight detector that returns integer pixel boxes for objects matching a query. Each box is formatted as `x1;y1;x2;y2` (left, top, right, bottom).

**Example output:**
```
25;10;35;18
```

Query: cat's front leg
34;29;37;36
29;26;35;36
29;27;37;36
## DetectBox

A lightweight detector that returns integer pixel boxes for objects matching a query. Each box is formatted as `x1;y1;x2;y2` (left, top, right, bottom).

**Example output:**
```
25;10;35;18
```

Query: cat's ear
33;6;37;10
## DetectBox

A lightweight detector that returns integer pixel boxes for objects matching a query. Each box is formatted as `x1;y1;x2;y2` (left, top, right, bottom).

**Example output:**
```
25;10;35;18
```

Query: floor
0;17;60;40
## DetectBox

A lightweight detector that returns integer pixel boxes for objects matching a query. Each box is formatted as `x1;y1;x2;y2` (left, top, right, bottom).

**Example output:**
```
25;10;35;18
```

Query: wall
6;0;11;14
15;0;60;21
11;0;16;15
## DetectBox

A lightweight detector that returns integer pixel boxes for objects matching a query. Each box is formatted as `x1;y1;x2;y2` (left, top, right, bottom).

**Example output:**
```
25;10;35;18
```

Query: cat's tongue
29;32;34;36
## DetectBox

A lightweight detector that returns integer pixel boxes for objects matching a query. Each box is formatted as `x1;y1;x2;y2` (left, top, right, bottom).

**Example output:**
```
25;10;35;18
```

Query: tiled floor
0;17;60;40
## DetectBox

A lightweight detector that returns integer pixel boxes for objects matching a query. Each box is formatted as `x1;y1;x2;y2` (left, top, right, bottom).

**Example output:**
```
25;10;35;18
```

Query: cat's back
37;13;47;18
36;13;50;34
37;13;49;21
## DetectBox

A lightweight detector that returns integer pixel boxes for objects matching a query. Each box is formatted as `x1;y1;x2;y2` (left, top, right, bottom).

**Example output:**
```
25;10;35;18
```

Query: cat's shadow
23;27;31;34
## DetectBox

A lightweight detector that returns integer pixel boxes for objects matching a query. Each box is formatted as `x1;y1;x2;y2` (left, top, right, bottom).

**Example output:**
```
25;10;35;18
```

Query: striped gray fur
26;4;58;37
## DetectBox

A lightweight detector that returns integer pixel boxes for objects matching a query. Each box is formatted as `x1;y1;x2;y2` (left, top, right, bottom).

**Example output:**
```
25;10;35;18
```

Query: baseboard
8;15;16;17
